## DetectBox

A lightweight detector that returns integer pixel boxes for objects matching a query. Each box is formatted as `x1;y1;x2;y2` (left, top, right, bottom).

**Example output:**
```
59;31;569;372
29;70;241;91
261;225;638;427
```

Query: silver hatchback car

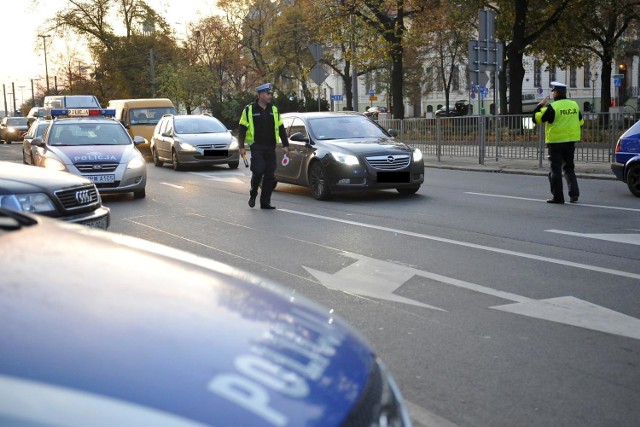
150;114;240;171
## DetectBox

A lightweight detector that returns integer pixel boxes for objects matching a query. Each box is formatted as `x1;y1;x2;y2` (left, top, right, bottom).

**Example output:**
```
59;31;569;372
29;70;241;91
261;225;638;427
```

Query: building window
584;64;591;88
534;60;541;87
424;67;434;93
570;68;577;88
549;67;556;83
452;66;460;91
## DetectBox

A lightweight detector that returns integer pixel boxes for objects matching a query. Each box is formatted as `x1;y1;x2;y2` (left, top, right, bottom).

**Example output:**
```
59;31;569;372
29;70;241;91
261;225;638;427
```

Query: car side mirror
161;132;171;138
290;132;309;142
388;129;398;137
31;137;44;147
133;136;147;145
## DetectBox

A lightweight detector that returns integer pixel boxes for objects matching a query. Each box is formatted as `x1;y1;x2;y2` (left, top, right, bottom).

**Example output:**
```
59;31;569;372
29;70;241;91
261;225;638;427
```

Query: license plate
377;171;410;183
86;174;115;183
81;216;109;229
204;149;229;157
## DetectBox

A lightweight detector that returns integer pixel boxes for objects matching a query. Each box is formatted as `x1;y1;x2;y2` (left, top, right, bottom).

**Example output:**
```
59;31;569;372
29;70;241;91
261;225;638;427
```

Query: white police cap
550;81;567;89
256;83;273;93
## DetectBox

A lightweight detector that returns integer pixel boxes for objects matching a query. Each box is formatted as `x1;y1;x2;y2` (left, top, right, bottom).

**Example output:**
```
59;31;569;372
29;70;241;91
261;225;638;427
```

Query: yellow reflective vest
535;98;584;144
238;103;283;145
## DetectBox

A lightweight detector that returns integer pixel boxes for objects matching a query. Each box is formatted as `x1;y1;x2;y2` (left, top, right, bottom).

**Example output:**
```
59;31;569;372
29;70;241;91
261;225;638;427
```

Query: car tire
172;149;182;171
153;147;163;167
396;185;420;195
309;161;332;200
627;164;640;197
228;161;239;169
133;189;146;199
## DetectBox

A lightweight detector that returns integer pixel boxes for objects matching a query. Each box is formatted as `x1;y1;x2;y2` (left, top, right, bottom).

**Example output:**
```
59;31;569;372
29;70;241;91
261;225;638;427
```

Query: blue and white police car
32;108;147;199
0;208;412;426
611;119;640;197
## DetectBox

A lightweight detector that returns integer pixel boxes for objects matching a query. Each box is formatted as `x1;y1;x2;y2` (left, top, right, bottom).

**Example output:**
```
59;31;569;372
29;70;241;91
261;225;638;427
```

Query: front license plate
377;171;410;183
204;149;229;157
82;216;109;229
86;174;115;183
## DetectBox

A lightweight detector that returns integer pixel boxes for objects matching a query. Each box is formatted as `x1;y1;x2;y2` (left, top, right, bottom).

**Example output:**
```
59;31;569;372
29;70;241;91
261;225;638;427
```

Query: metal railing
378;112;634;164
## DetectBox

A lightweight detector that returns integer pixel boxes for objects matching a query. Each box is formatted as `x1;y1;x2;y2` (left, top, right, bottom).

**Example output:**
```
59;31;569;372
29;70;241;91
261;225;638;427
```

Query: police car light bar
50;109;116;118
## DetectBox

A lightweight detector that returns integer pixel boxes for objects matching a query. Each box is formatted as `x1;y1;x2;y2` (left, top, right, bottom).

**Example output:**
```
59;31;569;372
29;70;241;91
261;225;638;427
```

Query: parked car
150;114;240;171
273;112;424;200
32;109;147;199
22;119;50;165
26;106;47;127
0;208;411;426
0;116;28;144
435;100;469;117
611;119;640;197
364;106;388;119
0;161;110;228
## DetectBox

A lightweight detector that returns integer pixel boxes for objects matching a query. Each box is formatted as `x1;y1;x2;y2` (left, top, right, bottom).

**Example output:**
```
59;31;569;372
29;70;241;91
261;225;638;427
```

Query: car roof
281;111;365;119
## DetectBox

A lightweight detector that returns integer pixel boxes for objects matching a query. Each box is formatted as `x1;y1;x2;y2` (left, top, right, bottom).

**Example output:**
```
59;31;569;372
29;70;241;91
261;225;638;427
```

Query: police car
0;208;412;426
611;119;640;197
32;108;147;199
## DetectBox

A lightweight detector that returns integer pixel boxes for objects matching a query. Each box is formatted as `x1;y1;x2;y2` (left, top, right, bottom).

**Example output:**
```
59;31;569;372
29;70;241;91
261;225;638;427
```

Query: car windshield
309;116;387;140
65;96;101;108
129;107;177;126
7;118;27;126
48;122;131;146
174;117;227;134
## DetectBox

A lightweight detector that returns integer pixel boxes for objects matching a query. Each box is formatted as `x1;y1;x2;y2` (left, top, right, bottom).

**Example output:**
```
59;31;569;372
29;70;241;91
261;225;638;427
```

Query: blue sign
369;89;375;97
480;87;489;99
537;87;543;94
614;77;622;87
331;94;343;101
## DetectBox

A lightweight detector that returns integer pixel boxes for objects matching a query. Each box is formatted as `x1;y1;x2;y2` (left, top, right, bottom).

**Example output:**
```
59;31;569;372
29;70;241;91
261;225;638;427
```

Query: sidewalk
423;155;615;180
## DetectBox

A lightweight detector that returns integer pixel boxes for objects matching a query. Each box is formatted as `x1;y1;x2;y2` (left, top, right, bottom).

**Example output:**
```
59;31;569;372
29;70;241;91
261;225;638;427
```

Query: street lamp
31;78;41;107
591;71;599;113
38;34;51;94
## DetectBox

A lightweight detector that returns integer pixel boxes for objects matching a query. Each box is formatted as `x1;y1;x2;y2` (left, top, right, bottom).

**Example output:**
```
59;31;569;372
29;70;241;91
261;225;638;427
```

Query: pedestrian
238;83;290;209
533;81;584;204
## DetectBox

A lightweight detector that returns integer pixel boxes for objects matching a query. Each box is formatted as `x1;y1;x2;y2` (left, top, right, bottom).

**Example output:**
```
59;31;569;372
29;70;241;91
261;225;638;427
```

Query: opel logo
92;164;103;170
387;155;395;163
75;190;91;204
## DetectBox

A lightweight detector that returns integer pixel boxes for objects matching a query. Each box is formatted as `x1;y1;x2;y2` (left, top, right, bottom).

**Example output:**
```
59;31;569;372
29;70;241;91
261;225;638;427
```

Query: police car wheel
397;185;420;195
133;189;146;199
627;164;640;197
228;161;239;169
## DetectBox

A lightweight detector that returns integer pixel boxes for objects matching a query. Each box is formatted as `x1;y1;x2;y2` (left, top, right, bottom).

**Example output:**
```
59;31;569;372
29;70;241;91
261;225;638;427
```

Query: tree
485;0;572;114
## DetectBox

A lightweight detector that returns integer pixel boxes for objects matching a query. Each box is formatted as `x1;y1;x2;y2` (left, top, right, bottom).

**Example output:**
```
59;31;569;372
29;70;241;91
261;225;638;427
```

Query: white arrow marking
546;230;640;246
160;182;184;189
304;252;640;340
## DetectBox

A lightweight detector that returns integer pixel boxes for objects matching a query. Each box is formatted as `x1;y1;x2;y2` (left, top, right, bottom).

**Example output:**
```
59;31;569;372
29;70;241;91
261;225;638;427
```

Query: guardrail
378;112;634;164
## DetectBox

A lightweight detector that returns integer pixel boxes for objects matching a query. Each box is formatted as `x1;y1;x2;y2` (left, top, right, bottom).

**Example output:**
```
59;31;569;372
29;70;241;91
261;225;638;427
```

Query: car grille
365;154;411;170
54;185;100;210
76;163;118;172
198;143;228;149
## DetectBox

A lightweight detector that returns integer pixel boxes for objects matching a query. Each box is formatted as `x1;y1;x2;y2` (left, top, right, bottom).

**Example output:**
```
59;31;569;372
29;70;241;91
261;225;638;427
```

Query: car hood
320;137;412;153
48;144;135;164
0;217;373;426
0;161;92;194
177;133;232;146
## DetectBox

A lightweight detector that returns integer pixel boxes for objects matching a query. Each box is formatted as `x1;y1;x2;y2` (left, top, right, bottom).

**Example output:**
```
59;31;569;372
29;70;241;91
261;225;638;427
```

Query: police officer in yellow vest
238;83;289;209
533;81;584;204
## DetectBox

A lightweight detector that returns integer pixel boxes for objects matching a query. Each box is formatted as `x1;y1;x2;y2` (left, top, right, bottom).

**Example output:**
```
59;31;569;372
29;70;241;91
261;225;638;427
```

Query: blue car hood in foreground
0;218;373;426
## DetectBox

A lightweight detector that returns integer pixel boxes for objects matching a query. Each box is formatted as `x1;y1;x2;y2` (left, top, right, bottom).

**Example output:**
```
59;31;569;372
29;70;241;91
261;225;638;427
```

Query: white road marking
465;192;640;212
546;230;640;246
280;209;640;280
160;182;184;189
305;252;640;340
188;171;244;183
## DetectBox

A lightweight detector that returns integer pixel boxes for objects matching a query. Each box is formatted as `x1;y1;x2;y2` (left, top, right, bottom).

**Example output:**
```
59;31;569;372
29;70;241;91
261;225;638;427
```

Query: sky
0;0;221;109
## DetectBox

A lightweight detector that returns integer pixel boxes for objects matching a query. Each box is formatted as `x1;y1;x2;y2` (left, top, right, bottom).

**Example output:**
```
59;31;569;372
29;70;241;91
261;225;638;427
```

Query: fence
378;112;634;165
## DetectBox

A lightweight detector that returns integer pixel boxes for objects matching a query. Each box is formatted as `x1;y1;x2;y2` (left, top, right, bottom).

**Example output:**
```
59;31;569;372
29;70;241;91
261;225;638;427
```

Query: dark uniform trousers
249;147;276;206
547;141;579;202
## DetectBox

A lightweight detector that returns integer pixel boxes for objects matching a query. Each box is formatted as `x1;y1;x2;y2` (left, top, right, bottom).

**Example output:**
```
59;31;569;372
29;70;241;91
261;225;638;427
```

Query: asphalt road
2;143;639;426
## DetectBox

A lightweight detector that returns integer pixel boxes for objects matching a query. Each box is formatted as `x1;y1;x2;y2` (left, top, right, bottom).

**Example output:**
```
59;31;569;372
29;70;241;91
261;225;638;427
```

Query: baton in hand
241;153;249;168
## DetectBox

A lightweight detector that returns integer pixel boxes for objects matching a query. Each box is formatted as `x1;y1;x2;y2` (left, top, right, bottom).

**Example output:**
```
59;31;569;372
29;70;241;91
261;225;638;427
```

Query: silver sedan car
150;114;240;171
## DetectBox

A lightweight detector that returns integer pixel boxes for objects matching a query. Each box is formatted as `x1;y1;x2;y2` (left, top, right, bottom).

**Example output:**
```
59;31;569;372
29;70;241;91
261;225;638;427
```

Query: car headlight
229;136;239;150
413;148;423;162
0;193;56;213
7;127;16;133
127;156;146;169
178;141;197;152
332;152;360;165
44;158;66;171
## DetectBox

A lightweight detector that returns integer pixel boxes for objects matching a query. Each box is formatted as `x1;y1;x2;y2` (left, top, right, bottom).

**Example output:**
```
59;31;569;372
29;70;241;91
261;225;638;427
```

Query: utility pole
38;35;51;94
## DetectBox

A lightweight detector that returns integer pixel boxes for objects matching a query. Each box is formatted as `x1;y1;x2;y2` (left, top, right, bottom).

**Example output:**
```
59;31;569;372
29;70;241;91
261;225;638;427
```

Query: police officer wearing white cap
238;83;289;209
533;81;584;204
